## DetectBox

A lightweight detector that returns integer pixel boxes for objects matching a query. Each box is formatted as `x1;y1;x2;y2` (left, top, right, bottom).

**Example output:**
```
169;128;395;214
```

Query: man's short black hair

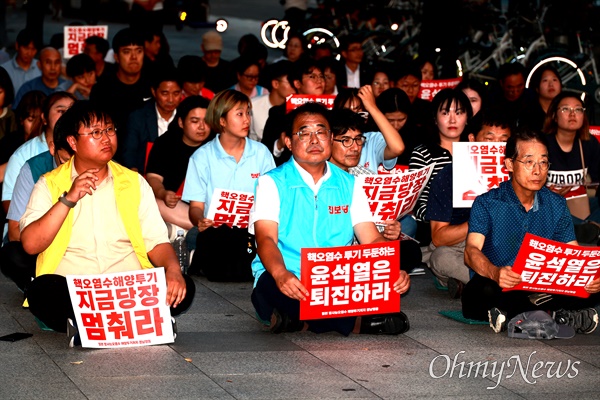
177;95;210;122
263;60;292;91
112;28;144;53
55;101;113;156
288;58;321;88
340;35;362;52
84;36;110;57
479;108;513;131
285;102;330;138
498;62;527;82
394;63;422;83
66;53;95;78
177;55;206;83
504;128;548;160
16;29;36;48
330;109;366;136
151;67;181;90
0;66;15;106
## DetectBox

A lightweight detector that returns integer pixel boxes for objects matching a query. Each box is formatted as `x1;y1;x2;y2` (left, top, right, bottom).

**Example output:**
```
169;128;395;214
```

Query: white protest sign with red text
300;241;400;320
285;94;336;113
452;142;509;208
356;165;434;223
504;233;600;298
418;78;462;101
206;188;254;229
546;168;588;199
64;25;109;59
66;268;173;348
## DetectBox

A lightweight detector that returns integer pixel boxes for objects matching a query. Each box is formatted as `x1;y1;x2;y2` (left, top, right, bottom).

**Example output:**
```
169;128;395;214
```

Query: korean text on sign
452;142;509;208
63;26;108;59
356;164;434;223
300;241;400;320
505;233;600;298
418;77;462;101
285;94;336;113
66;268;174;348
206;188;254;229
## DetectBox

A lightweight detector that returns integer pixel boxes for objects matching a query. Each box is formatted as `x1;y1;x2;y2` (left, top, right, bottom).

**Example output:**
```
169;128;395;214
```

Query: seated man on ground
250;103;410;335
19;101;195;334
426;109;511;298
462;129;599;334
146;95;214;233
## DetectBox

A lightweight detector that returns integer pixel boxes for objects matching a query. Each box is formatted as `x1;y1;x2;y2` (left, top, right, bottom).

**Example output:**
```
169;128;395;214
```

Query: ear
66;135;77;153
48;140;56;156
113;52;119;64
219;116;226;130
293;80;301;91
284;135;292;151
151;87;156;98
271;79;279;90
505;157;514;173
468;133;475;142
178;117;184;129
37;60;41;69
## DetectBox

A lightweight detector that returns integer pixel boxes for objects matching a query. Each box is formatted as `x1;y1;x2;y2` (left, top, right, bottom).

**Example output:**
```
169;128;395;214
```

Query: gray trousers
428;240;470;286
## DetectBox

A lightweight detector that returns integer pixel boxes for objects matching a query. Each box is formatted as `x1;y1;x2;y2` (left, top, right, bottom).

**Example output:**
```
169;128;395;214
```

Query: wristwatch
59;191;77;208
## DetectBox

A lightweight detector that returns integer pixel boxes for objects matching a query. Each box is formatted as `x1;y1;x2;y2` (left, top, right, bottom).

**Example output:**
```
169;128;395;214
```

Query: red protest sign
63;25;108;59
356;165;434;223
504;233;600;298
452;142;509;207
418;78;462;101
546;168;589;199
206;188;254;229
300;241;400;320
66;269;174;348
590;126;600;143
285;94;336;113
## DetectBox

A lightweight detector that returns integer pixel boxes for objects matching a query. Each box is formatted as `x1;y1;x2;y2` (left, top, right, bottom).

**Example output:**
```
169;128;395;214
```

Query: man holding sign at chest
463;129;600;334
20;102;195;335
250;103;410;336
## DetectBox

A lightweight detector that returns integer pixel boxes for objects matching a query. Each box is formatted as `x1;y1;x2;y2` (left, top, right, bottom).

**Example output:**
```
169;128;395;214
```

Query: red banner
590;126;600;143
300;241;400;320
285;94;336;113
504;233;600;298
418;78;462;101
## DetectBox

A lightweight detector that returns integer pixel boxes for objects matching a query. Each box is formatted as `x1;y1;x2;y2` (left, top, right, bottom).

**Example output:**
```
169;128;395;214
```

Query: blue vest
252;159;355;285
27;150;54;182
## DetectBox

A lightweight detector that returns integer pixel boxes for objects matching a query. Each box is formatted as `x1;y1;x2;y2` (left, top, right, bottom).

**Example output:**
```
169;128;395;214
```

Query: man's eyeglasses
333;136;366;148
78;126;117;140
558;106;585;115
294;129;331;142
514;158;551;171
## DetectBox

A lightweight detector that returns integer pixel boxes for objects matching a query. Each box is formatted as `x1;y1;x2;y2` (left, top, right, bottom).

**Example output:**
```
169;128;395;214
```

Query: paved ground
1;5;599;400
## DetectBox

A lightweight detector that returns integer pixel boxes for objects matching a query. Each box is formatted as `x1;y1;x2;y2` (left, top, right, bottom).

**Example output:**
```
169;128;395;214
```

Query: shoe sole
488;309;506;333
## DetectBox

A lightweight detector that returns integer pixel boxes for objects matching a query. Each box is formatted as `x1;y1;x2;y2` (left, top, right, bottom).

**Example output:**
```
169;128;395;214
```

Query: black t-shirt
145;128;202;192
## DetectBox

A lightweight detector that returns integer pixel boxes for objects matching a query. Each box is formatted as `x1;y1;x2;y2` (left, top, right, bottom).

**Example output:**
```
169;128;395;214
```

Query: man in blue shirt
0;29;41;94
463;129;600;334
250;103;410;336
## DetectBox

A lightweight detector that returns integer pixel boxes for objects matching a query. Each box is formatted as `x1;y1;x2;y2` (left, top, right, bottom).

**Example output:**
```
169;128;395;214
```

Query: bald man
14;47;69;107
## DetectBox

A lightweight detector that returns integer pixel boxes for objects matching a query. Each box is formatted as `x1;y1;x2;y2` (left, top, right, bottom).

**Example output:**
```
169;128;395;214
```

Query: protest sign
300;241;400;320
206;188;254;229
285;94;336;113
64;25;108;59
418;77;462;101
452;142;509;207
356;165;434;223
590;126;600;142
66;268;174;348
546;168;590;199
504;233;600;298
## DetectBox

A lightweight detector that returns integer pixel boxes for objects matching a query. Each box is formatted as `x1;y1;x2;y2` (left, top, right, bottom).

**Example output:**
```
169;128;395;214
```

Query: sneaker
488;307;507;333
171;317;178;340
270;308;304;334
448;278;464;299
67;318;80;348
360;312;410;335
553;308;599;334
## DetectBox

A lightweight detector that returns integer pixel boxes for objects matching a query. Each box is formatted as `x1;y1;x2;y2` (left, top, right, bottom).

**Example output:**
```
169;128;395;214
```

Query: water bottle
173;230;189;274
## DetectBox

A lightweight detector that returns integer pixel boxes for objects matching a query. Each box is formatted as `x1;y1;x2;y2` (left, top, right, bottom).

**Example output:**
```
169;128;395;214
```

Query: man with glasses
462;129;600;334
19;101;194;337
250;103;411;336
337;36;370;89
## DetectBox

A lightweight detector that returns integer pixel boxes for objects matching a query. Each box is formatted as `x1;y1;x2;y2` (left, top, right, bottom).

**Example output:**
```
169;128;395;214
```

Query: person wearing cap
250;102;411;335
463;129;600;335
200;31;235;93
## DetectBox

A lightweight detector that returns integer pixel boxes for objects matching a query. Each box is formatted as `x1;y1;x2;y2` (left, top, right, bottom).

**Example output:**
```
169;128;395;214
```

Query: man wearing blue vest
250;103;410;336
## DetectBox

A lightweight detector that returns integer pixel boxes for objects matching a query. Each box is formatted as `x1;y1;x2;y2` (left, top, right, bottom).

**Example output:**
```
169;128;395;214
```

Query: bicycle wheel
526;55;588;94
